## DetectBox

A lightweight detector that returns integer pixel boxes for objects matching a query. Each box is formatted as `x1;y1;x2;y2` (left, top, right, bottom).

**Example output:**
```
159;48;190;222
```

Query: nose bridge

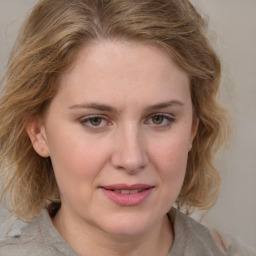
111;123;148;172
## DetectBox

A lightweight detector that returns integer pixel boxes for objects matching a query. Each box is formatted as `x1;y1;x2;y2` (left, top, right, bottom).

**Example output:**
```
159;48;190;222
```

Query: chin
97;212;156;237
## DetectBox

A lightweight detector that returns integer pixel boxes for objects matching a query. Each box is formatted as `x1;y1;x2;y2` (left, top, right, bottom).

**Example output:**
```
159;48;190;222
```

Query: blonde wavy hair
0;0;229;221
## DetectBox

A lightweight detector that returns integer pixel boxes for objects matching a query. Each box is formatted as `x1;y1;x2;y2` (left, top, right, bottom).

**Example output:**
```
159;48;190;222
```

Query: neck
52;209;173;256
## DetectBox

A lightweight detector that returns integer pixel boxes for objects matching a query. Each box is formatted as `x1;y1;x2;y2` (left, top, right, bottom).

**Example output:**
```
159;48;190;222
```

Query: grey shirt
0;208;254;256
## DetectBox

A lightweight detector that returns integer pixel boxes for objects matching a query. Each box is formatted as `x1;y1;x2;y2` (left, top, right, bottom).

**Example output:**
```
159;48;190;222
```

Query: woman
0;0;254;255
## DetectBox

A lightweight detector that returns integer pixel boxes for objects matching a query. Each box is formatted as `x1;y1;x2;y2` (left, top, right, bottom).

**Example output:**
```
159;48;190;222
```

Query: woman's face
30;41;198;236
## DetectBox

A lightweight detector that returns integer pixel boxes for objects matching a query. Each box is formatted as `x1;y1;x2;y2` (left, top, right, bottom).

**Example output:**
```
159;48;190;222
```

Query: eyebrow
68;100;184;112
69;103;117;112
144;100;184;112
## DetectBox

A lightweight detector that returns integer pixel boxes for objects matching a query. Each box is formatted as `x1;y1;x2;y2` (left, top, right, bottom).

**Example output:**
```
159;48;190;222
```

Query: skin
28;40;198;256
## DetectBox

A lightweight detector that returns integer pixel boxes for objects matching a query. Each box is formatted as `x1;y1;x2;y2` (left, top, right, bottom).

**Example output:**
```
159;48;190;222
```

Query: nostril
111;150;148;173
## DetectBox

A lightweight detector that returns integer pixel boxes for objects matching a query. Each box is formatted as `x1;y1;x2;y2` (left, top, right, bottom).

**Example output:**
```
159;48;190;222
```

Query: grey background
0;0;256;248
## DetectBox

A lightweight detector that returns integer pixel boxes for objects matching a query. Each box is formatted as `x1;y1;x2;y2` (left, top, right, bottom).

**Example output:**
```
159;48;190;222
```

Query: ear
26;117;50;157
189;117;199;151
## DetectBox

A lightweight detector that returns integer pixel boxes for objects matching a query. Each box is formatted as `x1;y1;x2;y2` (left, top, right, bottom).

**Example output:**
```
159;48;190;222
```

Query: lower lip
101;188;153;206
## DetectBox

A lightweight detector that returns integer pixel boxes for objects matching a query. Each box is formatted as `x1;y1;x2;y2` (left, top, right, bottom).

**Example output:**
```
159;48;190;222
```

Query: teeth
121;190;130;194
114;189;143;194
130;189;142;194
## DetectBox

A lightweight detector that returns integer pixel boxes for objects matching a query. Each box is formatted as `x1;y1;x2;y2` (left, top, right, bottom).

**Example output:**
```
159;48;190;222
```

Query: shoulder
169;208;225;255
0;210;62;256
211;229;256;256
169;208;256;256
0;225;52;256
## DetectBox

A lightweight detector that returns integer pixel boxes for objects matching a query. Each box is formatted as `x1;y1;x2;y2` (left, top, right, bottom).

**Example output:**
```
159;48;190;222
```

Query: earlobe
26;118;50;157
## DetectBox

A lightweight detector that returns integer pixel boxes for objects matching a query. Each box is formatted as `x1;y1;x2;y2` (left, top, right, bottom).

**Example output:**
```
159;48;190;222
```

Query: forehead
63;40;188;78
56;40;190;108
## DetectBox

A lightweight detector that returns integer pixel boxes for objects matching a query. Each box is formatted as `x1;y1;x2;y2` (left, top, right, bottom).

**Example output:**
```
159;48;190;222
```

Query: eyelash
79;113;175;131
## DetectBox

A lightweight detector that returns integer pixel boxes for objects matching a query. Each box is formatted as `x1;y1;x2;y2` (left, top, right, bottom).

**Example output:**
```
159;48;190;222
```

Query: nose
111;126;148;173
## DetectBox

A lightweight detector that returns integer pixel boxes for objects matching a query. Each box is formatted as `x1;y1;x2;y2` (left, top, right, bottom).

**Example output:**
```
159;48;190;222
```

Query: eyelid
79;114;106;122
146;112;175;120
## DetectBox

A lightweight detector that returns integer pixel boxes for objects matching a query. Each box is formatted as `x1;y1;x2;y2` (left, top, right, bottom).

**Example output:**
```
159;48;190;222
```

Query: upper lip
101;184;154;190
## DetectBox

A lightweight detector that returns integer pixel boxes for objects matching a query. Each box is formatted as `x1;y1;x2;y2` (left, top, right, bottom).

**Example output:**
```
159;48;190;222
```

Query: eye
88;117;103;126
151;115;164;125
145;113;175;128
79;115;110;130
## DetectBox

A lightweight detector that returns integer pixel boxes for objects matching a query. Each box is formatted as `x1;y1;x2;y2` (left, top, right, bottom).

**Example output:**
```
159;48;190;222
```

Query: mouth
101;184;154;194
110;189;145;194
100;184;154;206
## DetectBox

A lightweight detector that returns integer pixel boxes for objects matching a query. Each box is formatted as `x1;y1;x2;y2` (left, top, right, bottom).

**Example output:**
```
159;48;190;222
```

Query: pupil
90;118;101;126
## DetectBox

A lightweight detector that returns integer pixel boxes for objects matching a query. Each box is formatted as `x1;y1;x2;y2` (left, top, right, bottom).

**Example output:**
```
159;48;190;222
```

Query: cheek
46;132;111;195
150;130;191;189
148;137;189;214
152;131;190;169
156;149;188;188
